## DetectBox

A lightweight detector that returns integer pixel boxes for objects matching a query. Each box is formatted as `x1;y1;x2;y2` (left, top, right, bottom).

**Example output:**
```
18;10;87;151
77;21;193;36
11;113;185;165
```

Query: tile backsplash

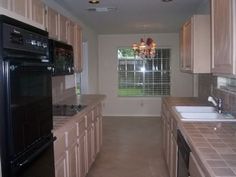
52;75;76;104
198;74;236;116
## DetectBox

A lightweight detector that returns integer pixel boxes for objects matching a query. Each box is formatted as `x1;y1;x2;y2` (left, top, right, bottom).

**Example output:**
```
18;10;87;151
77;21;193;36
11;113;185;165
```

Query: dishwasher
177;130;191;177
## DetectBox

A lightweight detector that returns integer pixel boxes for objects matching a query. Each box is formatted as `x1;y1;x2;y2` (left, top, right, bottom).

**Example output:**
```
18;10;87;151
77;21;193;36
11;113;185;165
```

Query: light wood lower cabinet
162;101;178;177
54;103;103;177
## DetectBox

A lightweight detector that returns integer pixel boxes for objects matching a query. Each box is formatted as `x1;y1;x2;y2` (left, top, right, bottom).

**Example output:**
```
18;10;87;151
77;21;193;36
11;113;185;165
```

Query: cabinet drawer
77;117;86;136
54;133;66;160
65;123;77;148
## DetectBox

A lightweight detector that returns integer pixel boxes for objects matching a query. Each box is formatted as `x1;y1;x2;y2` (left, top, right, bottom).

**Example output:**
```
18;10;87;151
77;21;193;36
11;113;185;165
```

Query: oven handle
17;136;56;168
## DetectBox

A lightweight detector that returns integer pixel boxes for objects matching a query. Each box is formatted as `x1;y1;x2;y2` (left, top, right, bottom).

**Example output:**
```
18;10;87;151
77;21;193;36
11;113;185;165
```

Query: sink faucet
208;96;223;113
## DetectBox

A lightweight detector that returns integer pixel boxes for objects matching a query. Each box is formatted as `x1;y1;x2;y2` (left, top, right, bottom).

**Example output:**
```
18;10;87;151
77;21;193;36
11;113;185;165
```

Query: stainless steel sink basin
174;106;216;113
179;112;236;122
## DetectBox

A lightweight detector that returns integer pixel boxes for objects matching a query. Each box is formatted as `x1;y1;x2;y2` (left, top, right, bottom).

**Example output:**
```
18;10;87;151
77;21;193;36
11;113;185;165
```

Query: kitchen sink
179;112;236;122
174;106;216;113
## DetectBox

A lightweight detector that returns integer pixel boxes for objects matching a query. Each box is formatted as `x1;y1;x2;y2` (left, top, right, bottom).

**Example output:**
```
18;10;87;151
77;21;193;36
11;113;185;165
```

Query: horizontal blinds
118;48;171;97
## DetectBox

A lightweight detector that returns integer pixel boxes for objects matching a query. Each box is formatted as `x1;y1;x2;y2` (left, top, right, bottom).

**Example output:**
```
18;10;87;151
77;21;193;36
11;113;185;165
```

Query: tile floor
86;117;169;177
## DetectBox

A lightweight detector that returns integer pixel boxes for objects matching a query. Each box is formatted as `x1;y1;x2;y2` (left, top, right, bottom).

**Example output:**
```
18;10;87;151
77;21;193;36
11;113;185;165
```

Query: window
118;48;171;97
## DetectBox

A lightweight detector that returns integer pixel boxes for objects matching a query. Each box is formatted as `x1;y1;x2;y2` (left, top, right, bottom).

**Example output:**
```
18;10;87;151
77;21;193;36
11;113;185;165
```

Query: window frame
117;47;171;97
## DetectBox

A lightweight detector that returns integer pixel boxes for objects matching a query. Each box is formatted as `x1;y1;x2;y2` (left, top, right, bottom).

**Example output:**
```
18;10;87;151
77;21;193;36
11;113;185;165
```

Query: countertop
53;94;106;133
164;97;236;177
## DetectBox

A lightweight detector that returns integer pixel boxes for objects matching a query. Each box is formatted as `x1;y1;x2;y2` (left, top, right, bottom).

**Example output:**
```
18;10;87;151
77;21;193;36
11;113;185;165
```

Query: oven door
4;60;53;158
10;137;55;177
177;150;189;177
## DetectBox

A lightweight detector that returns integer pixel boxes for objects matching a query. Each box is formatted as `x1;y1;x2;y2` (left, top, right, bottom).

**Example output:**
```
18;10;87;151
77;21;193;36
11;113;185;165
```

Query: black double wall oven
0;15;55;177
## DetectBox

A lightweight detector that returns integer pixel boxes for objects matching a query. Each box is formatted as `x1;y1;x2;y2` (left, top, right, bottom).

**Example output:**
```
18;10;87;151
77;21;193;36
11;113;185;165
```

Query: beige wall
98;33;194;117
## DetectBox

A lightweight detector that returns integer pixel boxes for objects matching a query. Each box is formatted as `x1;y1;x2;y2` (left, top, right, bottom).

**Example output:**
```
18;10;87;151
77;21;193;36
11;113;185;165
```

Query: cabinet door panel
0;0;10;9
78;134;86;177
212;0;233;74
55;153;68;177
46;7;58;39
12;0;27;17
74;25;82;72
59;14;68;43
29;0;45;26
68;142;79;177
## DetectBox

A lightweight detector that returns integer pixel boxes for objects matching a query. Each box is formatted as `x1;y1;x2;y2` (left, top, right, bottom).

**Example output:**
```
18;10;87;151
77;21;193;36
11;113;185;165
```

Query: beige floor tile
86;117;169;177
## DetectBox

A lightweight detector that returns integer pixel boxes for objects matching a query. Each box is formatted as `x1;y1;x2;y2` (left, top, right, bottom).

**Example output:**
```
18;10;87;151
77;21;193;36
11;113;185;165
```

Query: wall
198;74;236;116
43;0;99;101
98;34;194;117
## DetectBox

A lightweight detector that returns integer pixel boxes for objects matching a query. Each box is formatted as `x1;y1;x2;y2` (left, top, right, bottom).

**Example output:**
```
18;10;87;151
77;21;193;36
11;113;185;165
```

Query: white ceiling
54;0;208;34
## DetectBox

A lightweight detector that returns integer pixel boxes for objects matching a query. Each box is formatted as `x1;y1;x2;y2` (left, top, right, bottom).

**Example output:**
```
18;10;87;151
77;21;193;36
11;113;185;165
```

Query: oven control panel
2;23;48;55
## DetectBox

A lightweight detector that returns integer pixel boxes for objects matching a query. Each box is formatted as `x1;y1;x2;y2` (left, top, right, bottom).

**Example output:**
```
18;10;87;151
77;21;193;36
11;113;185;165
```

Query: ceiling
54;0;208;34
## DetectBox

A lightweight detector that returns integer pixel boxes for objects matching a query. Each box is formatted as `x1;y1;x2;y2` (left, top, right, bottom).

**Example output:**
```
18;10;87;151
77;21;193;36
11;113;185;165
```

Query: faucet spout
208;96;223;113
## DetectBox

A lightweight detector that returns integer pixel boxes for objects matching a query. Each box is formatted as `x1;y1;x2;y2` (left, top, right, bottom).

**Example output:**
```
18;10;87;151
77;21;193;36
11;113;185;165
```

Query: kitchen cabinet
179;15;211;73
54;133;68;177
11;0;28;17
211;0;236;74
0;0;10;9
86;111;95;170
189;152;205;177
46;6;59;40
68;20;76;46
74;25;82;72
161;101;178;177
54;103;103;177
28;0;45;27
58;14;68;43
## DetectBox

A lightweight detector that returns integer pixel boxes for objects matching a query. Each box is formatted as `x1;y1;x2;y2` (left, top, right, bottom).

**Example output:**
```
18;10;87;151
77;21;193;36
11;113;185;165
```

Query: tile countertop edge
164;97;236;177
52;94;106;136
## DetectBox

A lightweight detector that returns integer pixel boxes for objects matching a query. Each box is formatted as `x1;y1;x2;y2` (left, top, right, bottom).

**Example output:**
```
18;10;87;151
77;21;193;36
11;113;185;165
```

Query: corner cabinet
179;15;211;73
211;0;236;74
53;103;103;177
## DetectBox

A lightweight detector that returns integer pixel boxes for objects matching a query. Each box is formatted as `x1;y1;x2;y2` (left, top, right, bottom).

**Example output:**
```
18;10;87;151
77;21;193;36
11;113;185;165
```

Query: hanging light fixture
132;38;157;59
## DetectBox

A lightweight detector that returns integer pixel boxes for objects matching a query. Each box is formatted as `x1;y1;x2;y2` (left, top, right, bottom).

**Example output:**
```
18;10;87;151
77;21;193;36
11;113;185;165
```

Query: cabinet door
99;116;103;148
181;20;192;71
0;0;10;9
46;6;58;40
86;127;93;170
11;0;28;17
78;134;87;177
58;14;68;43
211;0;234;74
29;0;45;27
68;20;76;46
67;141;79;177
95;116;100;154
74;25;82;72
170;134;178;177
55;153;68;177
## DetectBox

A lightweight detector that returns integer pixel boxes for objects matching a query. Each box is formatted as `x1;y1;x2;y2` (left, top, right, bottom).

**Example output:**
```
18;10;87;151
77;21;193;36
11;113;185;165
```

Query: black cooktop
53;104;87;116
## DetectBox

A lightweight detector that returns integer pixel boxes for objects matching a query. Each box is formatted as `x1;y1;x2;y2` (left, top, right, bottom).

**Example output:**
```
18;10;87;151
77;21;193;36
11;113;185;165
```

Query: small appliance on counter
53;104;87;116
49;39;74;76
0;15;55;177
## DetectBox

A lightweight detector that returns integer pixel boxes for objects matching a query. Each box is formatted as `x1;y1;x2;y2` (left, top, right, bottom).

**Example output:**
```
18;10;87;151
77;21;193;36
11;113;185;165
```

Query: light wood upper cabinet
28;0;45;27
179;15;211;73
0;0;10;9
68;20;76;46
58;14;68;43
74;25;82;72
46;6;59;40
211;0;236;74
11;0;28;17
